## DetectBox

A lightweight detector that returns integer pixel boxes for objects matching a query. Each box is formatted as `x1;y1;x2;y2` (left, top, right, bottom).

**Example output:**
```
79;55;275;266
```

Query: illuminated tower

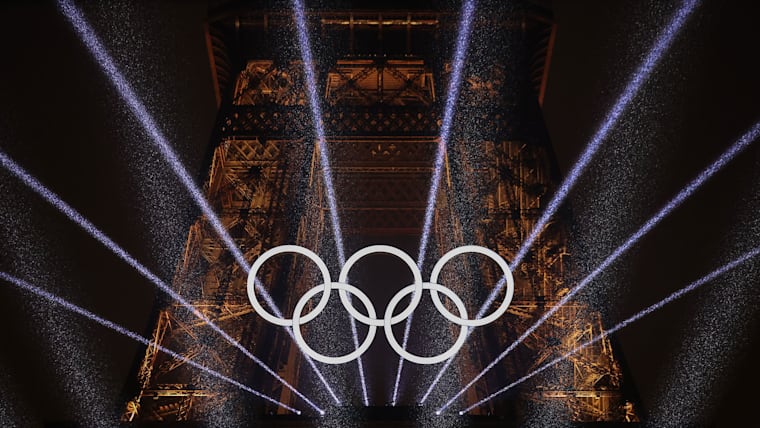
123;1;637;424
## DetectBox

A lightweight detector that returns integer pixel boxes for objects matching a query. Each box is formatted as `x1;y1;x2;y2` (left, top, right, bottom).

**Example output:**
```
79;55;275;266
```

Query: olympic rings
246;244;514;365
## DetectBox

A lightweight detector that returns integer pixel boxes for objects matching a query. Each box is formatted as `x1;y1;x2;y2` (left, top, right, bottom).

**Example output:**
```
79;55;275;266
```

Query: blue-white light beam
57;0;340;405
437;120;760;412
0;148;322;414
391;0;477;406
290;0;367;405
420;0;701;403
458;245;760;414
0;271;304;415
508;0;700;271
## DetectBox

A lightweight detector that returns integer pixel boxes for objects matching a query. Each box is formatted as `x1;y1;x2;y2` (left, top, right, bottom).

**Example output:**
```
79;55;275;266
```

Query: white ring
429;245;514;327
246;245;332;327
247;244;515;364
384;282;469;364
292;282;377;364
338;245;423;327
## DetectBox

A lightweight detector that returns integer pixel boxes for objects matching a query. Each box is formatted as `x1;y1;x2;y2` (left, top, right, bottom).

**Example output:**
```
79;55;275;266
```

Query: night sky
0;0;759;426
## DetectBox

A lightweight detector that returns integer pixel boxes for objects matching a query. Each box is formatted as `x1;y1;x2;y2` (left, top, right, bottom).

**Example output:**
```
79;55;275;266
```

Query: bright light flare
0;271;304;415
392;0;477;406
0;148;322;413
57;0;340;404
421;0;701;403
457;245;760;414
437;119;760;412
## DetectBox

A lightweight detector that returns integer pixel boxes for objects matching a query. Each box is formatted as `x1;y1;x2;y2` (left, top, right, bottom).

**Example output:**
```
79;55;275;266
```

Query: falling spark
0;271;305;415
436;120;760;412
0;148;322;413
291;0;368;405
457;245;760;414
421;0;701;403
389;0;477;406
56;0;340;404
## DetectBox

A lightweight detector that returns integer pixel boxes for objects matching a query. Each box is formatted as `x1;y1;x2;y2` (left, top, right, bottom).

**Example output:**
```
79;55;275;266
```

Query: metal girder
445;71;633;420
142;385;214;398
325;59;435;106
126;135;296;421
128;19;635;421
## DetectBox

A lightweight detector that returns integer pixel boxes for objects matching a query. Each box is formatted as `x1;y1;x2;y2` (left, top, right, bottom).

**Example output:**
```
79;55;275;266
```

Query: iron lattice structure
124;2;637;425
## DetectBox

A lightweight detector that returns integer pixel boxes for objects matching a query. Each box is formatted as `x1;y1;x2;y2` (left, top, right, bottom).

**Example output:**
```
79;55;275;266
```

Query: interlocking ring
292;282;377;364
384;282;469;364
247;245;331;327
246;244;514;364
338;245;423;327
429;245;514;327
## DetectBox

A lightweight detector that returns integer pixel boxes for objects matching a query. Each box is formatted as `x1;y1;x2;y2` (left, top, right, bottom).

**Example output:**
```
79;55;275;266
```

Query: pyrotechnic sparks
421;0;702;403
436;120;760;412
291;0;367;405
57;0;340;404
457;245;760;414
390;0;477;406
0;148;322;413
0;271;305;415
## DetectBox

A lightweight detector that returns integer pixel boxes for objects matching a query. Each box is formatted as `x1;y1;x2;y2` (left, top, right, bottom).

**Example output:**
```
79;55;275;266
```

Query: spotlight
392;0;477;405
0;148;323;413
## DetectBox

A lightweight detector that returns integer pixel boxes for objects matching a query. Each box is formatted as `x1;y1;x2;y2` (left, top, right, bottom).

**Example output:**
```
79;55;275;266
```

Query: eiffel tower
122;1;638;425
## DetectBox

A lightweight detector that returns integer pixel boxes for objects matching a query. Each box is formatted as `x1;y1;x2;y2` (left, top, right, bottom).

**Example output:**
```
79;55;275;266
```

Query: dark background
0;0;758;426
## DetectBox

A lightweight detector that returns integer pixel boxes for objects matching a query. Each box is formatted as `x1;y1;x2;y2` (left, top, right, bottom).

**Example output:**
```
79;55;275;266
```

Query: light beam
458;245;760;414
56;0;340;404
437;119;760;412
421;0;701;403
291;0;368;405
0;148;322;413
417;0;476;266
0;271;303;415
509;0;700;270
391;0;477;406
